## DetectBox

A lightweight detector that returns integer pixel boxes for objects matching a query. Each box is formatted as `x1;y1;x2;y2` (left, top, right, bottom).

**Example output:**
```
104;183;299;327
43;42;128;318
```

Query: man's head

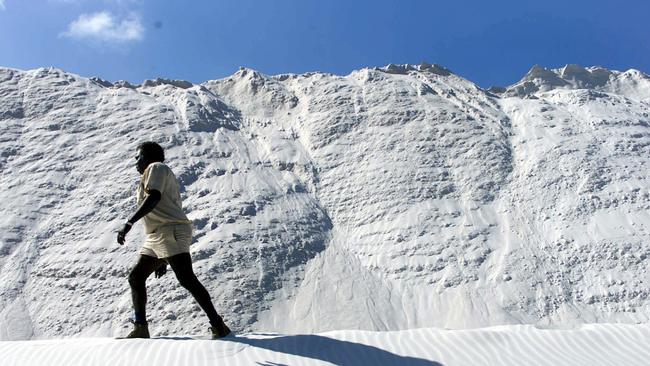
136;141;165;174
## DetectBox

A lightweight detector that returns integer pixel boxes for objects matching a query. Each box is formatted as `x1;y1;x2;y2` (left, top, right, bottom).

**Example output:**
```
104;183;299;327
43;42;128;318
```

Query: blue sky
1;0;648;87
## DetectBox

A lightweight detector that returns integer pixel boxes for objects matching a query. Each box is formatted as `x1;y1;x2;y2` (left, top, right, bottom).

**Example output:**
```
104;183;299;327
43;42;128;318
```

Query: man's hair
138;141;165;163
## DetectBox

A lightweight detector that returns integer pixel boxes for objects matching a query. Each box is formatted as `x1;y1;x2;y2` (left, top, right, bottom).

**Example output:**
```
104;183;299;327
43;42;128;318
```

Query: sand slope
2;64;650;337
2;324;649;366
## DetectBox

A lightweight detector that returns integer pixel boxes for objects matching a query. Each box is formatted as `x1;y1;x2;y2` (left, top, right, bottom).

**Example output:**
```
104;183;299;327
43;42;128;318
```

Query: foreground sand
2;323;649;365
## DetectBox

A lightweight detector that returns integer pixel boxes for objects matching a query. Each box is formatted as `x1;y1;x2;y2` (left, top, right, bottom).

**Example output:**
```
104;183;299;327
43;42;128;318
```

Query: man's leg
128;254;166;324
166;252;230;336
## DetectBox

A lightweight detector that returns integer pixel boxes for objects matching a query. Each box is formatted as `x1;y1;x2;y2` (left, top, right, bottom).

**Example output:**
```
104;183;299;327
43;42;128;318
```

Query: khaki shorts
140;223;192;259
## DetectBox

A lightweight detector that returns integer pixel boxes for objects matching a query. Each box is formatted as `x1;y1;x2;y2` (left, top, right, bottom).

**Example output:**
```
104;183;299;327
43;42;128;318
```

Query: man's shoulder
144;162;174;178
146;162;171;172
150;162;170;169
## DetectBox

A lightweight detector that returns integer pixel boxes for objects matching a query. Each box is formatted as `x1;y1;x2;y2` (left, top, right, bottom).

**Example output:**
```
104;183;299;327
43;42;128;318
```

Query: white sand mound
2;65;650;337
1;324;649;366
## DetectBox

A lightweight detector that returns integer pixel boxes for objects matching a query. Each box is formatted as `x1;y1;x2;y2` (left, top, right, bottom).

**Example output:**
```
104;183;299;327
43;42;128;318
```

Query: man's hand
155;264;167;278
117;222;133;245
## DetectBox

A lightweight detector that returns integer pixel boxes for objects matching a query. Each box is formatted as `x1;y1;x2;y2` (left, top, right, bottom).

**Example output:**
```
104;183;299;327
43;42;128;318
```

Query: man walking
117;141;231;339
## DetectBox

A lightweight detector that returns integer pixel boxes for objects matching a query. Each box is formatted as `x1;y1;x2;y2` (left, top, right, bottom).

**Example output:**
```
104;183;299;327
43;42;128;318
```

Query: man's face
135;149;149;175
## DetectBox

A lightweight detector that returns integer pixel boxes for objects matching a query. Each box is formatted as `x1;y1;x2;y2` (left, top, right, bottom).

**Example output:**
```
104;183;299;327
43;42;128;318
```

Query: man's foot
124;320;150;338
209;321;231;339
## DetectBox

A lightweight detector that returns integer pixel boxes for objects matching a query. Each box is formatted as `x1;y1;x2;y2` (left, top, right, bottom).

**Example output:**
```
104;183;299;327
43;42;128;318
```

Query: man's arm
127;189;162;226
117;189;162;245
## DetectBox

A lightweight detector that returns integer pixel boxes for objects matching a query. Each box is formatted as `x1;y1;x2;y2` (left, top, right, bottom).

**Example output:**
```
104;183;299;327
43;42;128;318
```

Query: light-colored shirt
137;162;190;234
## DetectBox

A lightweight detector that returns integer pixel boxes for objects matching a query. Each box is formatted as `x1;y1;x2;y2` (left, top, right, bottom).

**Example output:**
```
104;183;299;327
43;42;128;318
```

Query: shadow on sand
224;333;443;366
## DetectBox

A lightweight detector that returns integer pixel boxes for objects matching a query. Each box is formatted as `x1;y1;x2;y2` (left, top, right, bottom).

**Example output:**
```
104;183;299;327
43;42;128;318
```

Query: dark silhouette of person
117;141;230;339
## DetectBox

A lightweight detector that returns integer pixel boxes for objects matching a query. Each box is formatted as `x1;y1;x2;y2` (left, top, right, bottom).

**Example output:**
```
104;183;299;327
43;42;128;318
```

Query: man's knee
176;274;199;290
128;269;144;288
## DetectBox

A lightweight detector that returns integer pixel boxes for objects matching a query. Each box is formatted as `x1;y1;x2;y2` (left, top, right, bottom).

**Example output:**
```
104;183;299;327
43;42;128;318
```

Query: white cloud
0;0;5;10
62;11;144;43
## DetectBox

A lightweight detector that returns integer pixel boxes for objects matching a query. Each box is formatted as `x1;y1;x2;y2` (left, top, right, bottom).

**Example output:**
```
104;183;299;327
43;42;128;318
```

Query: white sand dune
2;323;649;366
2;65;650;338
